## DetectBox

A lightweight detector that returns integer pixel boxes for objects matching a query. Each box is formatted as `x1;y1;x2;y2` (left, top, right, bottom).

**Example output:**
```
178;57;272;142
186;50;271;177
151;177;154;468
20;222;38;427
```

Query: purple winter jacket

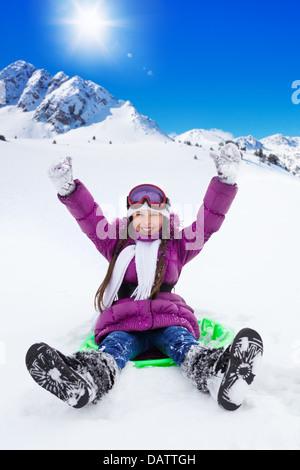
58;177;238;345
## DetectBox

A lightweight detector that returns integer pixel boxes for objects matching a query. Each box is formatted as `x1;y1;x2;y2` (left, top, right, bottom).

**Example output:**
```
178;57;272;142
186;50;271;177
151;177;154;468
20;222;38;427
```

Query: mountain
234;134;263;151
17;68;53;112
175;129;300;177
174;128;234;148
59;99;170;144
34;74;118;133
261;133;300;148
0;60;36;105
1;60;300;175
0;60;171;142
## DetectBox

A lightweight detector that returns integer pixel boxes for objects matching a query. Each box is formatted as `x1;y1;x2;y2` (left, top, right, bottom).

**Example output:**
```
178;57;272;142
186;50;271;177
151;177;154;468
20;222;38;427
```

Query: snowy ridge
175;129;300;177
0;60;170;142
234;134;263;151
34;74;118;133
174;128;234;147
261;133;300;148
0;60;36;105
46;71;70;96
18;68;53;112
1;60;299;173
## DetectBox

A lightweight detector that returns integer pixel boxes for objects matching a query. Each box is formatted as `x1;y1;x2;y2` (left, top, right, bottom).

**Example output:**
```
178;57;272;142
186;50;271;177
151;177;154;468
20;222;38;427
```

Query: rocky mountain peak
0;60;36;106
0;60;170;141
17;68;53;112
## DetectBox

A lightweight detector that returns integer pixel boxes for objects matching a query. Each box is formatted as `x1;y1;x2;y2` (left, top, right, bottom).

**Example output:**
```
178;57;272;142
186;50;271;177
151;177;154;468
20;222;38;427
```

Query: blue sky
1;0;300;139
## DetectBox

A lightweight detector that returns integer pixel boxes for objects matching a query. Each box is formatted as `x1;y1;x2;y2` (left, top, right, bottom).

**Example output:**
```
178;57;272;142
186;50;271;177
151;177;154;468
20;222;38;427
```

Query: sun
71;2;108;42
55;0;127;55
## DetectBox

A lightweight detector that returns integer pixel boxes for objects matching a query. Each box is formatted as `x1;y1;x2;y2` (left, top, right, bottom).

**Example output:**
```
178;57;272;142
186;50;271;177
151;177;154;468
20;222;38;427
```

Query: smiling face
132;210;163;235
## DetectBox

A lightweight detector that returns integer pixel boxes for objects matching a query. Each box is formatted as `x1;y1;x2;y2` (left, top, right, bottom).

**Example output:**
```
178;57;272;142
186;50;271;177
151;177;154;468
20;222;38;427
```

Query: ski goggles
127;183;170;210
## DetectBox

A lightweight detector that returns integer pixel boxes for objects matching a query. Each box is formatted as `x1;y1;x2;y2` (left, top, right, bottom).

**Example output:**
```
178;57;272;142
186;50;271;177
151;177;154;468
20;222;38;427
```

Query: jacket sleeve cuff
203;176;238;215
57;179;97;220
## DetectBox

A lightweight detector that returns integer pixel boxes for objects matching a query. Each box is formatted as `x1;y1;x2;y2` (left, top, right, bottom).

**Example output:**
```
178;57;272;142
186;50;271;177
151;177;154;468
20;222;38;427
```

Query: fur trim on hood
110;212;184;241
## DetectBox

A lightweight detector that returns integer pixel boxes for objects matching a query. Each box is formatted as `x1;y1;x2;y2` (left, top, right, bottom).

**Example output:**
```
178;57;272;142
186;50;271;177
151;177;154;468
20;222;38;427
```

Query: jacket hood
111;212;183;241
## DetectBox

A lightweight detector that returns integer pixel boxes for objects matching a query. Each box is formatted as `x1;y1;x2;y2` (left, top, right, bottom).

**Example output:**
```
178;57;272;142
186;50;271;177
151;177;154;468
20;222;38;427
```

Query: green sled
78;318;235;369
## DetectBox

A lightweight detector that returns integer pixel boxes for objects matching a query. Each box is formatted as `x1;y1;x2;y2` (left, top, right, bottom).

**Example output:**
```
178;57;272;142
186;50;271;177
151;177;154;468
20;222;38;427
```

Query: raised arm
48;157;119;261
176;143;240;266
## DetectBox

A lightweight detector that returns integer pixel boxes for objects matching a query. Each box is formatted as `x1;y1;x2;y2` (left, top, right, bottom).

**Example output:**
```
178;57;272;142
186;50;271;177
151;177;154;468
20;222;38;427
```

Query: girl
26;143;263;412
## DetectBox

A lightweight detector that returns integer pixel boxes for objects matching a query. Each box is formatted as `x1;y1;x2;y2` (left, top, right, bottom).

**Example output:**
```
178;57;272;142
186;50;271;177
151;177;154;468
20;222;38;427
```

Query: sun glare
71;2;108;42
55;0;128;55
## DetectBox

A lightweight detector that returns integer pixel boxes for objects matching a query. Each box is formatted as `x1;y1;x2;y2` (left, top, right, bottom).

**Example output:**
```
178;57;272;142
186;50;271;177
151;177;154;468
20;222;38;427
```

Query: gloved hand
48;156;76;197
209;143;241;185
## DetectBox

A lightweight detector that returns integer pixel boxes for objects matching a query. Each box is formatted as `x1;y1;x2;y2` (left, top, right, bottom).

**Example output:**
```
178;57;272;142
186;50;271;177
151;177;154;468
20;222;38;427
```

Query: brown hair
94;217;168;313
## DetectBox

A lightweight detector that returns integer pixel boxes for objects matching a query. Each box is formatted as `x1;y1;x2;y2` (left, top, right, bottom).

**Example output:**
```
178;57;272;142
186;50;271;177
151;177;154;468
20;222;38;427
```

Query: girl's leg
25;341;120;409
147;326;199;366
148;326;263;411
98;331;151;370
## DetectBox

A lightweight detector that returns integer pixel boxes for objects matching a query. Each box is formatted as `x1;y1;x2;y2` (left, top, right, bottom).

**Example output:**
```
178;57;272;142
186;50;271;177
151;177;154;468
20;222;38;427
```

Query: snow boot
25;342;119;409
180;328;263;411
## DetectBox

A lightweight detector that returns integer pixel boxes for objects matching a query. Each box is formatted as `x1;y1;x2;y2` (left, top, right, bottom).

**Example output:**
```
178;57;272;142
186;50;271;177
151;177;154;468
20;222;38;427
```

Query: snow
261;133;300;149
0;60;36;105
18;69;53;112
56;100;171;144
176;128;300;178
226;378;249;406
0;93;170;144
0;106;54;139
175;128;234;148
235;134;263;151
1;136;300;450
0;61;170;143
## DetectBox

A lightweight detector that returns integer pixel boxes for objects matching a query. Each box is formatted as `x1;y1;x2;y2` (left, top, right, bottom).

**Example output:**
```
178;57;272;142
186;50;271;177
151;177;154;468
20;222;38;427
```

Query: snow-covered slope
174;128;234;148
235;134;263;151
261;133;300;149
56;100;171;144
175;129;300;177
1;136;300;450
260;133;300;175
18;68;53;112
0;60;36;105
33;74;118;133
0;60;170;142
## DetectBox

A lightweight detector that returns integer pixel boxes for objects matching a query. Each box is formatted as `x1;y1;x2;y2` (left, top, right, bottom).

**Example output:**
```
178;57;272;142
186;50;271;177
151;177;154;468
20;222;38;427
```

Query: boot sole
25;342;91;409
217;328;263;411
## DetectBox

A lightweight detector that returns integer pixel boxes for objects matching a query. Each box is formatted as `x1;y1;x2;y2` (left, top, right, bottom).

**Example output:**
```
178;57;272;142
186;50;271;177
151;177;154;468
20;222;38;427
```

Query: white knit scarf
101;238;162;311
